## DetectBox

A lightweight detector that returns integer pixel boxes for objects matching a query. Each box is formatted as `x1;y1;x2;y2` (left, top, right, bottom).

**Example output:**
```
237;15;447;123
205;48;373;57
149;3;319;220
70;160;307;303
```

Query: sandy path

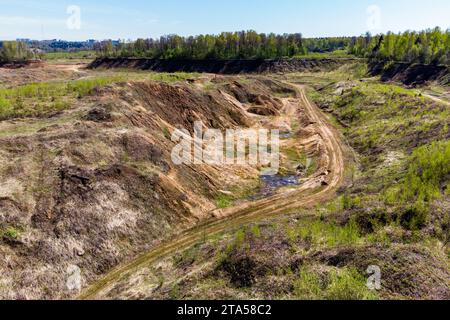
78;83;347;300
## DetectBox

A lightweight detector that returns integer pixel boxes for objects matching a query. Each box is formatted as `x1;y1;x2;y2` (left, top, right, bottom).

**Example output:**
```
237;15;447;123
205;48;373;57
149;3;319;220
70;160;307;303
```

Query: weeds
216;194;233;209
402;140;450;203
251;225;261;238
288;217;362;248
162;127;171;140
0;225;22;241
323;268;378;300
293;266;378;300
146;72;199;83
341;193;362;210
173;244;201;268
0;77;123;120
44;50;96;60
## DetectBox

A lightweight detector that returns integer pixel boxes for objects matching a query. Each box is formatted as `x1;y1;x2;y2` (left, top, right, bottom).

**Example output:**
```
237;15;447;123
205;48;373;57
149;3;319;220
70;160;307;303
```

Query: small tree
0;41;33;62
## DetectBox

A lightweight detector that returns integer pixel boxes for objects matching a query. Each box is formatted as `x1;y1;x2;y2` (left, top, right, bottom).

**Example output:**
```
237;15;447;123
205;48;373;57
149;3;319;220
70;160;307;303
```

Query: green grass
0;225;22;241
305;71;449;235
287;62;368;86
341;193;362;210
283;146;306;163
173;243;202;268
162;127;171;140
44;50;96;60
250;225;261;238
146;72;200;83
287;217;362;248
310;78;448;161
216;194;233;209
380;140;450;230
0;76;124;120
293;266;378;300
66;77;124;97
213;178;262;209
293;50;355;60
402;140;450;203
93;69;200;83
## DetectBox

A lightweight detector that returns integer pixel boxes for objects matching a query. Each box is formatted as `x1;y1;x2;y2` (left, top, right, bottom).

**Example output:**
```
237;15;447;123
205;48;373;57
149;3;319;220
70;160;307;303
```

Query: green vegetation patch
0;76;124;120
293;266;378;300
0;224;24;242
287;217;362;248
44;50;96;61
402;140;450;203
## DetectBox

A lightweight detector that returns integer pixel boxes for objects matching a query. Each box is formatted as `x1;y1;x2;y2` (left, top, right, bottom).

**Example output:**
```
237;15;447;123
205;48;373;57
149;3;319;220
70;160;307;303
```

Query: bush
0;41;34;62
402;140;450;203
220;255;258;288
341;194;362;210
399;204;428;231
355;209;391;234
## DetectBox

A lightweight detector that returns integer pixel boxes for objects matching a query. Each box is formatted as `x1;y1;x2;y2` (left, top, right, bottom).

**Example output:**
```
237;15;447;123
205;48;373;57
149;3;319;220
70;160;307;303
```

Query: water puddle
279;132;293;140
249;174;301;200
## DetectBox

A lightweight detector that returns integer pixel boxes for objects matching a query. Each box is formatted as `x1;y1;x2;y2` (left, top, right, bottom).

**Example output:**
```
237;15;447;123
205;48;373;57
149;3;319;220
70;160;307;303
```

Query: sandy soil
0;62;88;87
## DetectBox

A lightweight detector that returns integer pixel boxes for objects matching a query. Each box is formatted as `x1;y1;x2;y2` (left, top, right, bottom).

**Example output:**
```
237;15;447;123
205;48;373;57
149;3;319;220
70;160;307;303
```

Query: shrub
402;140;450;203
341;194;362;210
355;208;391;234
399;203;429;231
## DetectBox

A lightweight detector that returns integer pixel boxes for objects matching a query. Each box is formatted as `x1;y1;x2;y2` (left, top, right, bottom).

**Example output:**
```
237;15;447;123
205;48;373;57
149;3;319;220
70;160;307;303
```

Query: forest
93;28;450;64
349;27;450;64
93;31;351;59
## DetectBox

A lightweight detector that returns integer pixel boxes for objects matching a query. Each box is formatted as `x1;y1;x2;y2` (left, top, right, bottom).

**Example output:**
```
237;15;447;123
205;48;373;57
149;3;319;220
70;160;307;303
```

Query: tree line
94;31;351;59
349;27;450;65
3;27;449;65
94;28;449;65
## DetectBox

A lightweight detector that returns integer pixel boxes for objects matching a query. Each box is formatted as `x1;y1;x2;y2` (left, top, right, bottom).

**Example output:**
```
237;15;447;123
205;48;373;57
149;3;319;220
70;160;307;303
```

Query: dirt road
78;83;347;299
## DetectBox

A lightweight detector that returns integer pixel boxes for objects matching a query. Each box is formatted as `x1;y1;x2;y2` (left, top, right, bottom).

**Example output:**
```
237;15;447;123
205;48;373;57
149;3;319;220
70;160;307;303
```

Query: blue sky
0;0;449;40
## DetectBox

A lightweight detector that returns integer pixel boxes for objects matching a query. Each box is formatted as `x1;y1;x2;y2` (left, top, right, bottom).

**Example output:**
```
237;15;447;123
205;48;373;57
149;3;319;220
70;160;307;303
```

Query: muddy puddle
249;174;302;200
279;132;293;139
